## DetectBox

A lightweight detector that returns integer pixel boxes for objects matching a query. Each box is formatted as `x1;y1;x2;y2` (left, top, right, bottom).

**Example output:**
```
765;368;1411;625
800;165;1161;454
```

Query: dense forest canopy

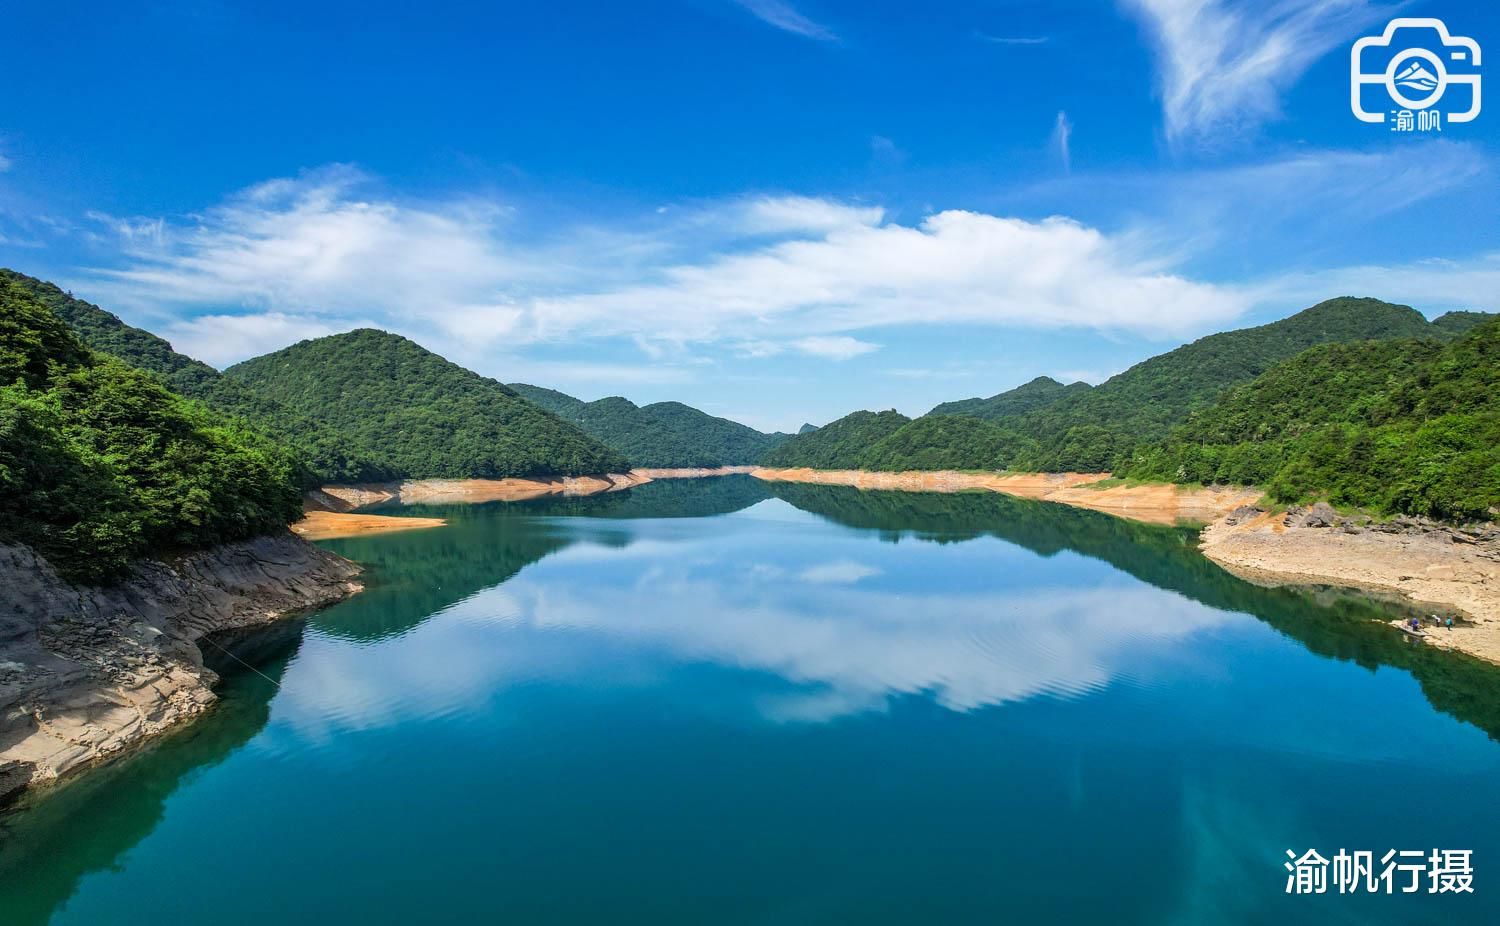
1123;319;1500;520
859;415;1036;472
225;330;628;479
760;411;1035;473
508;383;787;467
760;410;913;469
765;298;1497;519
939;297;1484;472
1;270;397;484
0;279;303;579
928;375;1092;421
5;259;1493;569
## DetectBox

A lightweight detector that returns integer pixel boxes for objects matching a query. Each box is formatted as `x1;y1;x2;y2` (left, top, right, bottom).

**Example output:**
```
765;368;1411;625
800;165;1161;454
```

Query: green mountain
0;270;396;484
225;330;628;479
981;297;1457;471
798;423;819;435
507;383;787;467
760;410;912;469
859;415;1036;472
0;278;301;580
1430;310;1494;337
928;375;1092;421
1125;318;1500;520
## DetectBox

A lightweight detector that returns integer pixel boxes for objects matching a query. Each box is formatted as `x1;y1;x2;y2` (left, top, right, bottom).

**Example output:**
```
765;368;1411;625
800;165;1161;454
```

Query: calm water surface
3;477;1499;923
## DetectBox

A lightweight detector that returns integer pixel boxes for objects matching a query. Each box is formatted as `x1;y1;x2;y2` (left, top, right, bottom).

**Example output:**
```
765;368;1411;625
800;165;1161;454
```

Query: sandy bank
0;534;362;802
292;510;448;541
297;471;750;538
310;472;652;511
750;468;1258;525
632;466;757;479
1201;506;1500;666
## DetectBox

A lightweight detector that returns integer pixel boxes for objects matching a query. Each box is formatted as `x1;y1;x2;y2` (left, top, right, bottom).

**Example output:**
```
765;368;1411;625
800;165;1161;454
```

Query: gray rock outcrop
0;533;361;803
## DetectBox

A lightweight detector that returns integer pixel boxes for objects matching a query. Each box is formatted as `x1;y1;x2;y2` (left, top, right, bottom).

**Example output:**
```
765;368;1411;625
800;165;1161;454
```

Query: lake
2;476;1497;924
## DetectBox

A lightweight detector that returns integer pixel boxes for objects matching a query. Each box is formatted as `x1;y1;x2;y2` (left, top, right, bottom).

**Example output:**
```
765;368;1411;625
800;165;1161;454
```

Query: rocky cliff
0;534;362;803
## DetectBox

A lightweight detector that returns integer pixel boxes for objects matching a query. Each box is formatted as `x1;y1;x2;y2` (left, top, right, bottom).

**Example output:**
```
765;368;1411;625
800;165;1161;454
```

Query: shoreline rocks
0;534;362;804
1199;505;1500;665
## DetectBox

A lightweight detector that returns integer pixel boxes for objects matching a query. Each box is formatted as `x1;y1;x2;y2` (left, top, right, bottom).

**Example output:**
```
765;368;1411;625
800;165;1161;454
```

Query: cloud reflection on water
274;542;1236;737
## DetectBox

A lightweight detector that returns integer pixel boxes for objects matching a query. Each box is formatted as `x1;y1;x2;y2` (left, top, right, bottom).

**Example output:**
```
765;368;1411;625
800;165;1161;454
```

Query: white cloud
528;210;1245;344
1054;368;1115;385
87;165;546;323
734;195;883;234
82;170;1250;367
1250;252;1500;314
163;312;355;367
732;0;838;42
799;560;881;584
792;335;879;360
1052;111;1073;173
1121;0;1388;141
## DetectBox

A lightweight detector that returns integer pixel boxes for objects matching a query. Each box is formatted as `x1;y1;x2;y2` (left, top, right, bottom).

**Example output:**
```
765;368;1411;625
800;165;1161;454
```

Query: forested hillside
943;297;1475;471
859;415;1035;472
760;410;912;469
226;330;628;479
0;279;302;579
508;383;786;467
1;270;396;483
1125;319;1500;519
928;375;1092;421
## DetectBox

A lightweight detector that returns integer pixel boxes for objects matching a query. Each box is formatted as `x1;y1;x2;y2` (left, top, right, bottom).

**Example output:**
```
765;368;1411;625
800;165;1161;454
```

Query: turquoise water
3;476;1498;923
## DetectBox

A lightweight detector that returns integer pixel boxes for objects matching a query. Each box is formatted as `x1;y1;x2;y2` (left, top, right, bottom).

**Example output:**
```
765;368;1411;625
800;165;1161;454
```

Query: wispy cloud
792;335;879;360
869;134;907;166
1250;253;1500;315
732;0;838;42
799;559;881;584
83;167;1250;369
164;311;354;367
975;32;1050;45
1120;0;1388;141
1052;111;1073;173
1007;143;1490;269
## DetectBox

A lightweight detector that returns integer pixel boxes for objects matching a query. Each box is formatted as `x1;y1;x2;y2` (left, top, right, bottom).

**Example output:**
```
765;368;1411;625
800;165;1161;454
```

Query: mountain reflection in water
3;475;1497;926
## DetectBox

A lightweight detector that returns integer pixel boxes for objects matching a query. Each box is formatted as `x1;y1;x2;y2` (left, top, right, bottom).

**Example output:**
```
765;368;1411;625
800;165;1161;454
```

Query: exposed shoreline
1199;506;1500;665
298;465;1499;666
292;510;449;541
0;534;363;803
297;469;753;539
749;467;1261;525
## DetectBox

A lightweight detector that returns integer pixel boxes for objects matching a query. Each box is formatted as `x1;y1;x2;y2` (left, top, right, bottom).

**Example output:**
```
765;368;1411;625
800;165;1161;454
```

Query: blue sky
1;0;1496;431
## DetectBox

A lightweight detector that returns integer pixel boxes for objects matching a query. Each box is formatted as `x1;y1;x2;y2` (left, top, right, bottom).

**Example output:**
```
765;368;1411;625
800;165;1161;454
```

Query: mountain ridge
0;269;397;483
225;330;628;479
508;382;788;467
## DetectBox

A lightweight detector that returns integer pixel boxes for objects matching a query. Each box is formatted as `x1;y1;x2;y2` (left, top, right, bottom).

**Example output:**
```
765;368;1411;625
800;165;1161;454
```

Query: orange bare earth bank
749;467;1259;525
292;469;753;540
